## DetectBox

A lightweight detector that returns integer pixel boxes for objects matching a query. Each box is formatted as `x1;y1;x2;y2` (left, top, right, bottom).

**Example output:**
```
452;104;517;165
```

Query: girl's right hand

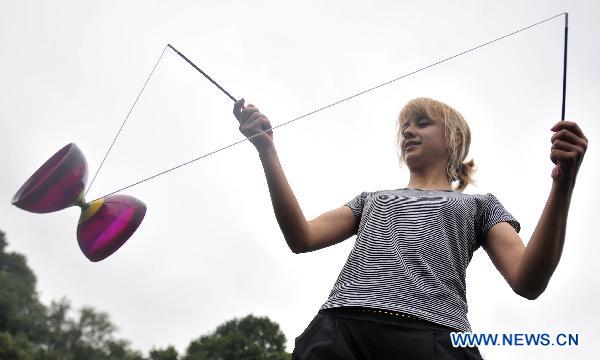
233;98;274;152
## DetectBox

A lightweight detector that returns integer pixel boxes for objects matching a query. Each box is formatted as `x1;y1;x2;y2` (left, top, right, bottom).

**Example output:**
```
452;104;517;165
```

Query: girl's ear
454;132;463;146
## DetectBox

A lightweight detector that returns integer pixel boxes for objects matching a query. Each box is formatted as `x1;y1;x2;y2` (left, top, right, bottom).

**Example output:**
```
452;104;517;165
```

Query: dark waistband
320;306;459;332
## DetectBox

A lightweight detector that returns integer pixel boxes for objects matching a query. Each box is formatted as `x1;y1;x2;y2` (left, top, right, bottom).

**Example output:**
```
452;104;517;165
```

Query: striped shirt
319;188;521;332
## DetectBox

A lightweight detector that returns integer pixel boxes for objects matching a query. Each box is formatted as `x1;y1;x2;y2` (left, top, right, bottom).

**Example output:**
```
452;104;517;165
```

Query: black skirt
292;307;484;360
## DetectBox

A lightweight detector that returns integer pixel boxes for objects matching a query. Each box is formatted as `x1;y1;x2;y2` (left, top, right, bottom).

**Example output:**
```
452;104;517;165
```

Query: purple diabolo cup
11;143;146;262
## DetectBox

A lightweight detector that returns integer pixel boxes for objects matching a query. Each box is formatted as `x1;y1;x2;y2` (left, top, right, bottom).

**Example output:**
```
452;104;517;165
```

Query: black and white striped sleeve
478;193;521;248
345;191;369;220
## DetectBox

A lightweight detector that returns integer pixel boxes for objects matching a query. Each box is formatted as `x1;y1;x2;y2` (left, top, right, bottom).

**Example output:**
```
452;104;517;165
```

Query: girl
233;97;587;359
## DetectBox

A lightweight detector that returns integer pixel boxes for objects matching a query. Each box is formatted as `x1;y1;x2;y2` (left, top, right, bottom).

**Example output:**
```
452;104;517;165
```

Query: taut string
87;12;568;202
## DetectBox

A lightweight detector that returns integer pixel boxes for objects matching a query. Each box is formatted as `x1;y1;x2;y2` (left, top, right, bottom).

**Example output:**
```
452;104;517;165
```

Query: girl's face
400;114;449;170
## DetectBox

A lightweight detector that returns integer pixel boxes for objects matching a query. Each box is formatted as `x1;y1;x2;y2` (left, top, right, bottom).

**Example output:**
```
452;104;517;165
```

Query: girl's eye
401;118;428;132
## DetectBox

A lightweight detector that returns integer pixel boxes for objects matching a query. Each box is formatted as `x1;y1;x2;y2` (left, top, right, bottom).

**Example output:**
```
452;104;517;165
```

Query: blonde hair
395;97;477;192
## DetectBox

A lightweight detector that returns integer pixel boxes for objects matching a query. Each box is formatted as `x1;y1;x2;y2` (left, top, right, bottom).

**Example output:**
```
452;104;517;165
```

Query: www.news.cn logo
450;332;579;347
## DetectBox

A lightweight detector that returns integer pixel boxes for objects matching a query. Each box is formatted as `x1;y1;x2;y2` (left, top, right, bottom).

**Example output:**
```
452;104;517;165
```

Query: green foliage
37;298;145;360
0;230;47;343
0;230;292;359
149;346;179;360
184;314;291;360
0;331;36;360
0;230;143;359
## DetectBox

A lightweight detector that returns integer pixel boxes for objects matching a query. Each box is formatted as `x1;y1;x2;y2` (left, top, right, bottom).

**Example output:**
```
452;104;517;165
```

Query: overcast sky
1;0;599;358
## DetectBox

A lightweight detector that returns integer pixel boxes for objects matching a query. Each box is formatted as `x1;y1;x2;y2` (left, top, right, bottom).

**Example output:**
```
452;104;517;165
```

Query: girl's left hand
550;120;588;188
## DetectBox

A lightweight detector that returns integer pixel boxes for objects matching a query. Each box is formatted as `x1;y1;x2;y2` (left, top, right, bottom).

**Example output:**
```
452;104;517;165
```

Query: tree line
0;230;292;359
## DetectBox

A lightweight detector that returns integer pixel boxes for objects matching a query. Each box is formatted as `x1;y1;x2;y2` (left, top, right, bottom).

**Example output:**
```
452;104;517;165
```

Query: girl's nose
403;124;416;138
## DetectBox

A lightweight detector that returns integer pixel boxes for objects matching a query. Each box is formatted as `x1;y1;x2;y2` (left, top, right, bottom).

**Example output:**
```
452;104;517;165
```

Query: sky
1;0;599;358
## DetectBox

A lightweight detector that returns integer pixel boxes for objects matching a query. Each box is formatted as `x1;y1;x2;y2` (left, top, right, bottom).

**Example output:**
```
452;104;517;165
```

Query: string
85;45;170;198
89;12;568;202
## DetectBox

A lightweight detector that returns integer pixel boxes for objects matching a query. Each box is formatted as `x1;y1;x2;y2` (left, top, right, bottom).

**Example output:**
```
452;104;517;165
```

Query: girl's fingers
551;120;587;141
550;148;577;165
233;98;245;120
551;128;584;146
246;116;270;135
551;139;578;152
247;111;264;124
257;117;273;135
240;106;260;124
550;129;574;143
240;113;271;136
551;164;561;179
241;112;265;133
